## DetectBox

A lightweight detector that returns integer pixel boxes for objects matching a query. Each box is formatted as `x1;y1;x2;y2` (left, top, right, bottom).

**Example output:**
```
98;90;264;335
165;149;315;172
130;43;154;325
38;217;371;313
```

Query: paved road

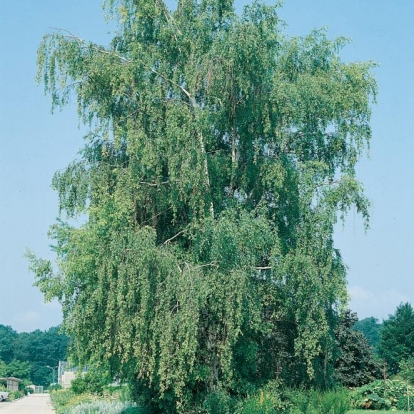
0;394;54;413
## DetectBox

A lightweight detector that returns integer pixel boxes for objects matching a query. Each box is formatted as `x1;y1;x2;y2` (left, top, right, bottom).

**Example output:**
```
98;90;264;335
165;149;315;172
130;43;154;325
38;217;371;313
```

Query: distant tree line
348;302;414;383
354;315;382;349
376;302;414;377
0;325;69;387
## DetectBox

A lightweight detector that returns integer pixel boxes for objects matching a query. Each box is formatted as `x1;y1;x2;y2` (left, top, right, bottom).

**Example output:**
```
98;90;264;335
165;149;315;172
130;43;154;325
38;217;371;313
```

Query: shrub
351;379;413;410
334;310;381;387
70;377;88;395
49;388;144;414
236;383;291;414
285;388;350;414
71;368;111;396
49;384;63;392
236;393;287;414
121;407;144;414
50;389;93;414
284;389;310;414
399;358;414;384
66;401;139;414
25;386;34;394
202;389;235;414
396;395;414;411
8;390;24;400
315;389;351;414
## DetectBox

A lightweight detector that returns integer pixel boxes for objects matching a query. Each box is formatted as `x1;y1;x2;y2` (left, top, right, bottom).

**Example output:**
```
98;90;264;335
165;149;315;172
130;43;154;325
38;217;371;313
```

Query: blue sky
1;0;413;332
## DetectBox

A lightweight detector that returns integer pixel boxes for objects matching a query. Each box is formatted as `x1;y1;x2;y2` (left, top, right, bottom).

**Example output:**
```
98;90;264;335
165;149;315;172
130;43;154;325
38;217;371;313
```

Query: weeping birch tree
30;0;376;410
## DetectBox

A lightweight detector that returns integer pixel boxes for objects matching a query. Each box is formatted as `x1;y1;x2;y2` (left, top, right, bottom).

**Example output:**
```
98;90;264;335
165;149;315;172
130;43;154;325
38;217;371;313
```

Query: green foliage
377;302;414;374
202;389;236;414
334;310;381;387
0;357;32;381
50;388;142;414
70;366;111;396
0;324;69;386
67;401;139;414
70;378;88;395
14;326;70;386
354;317;382;350
49;386;352;414
197;384;350;414
8;390;24;400
351;379;413;411
285;388;350;414
122;408;144;414
25;386;35;394
398;358;414;384
0;325;18;364
0;360;6;377
6;359;31;379
347;411;406;414
396;394;414;411
51;389;93;414
236;387;290;414
313;389;350;414
31;0;377;410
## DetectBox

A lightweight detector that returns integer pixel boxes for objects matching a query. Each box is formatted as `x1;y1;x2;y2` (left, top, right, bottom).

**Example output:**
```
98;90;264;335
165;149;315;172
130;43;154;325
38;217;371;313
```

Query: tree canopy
30;0;376;410
377;303;414;375
0;325;18;365
334;310;380;387
0;325;69;386
354;316;382;350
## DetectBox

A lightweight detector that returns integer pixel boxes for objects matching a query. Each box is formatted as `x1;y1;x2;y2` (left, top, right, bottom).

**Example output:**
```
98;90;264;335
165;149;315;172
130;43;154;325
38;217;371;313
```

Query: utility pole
46;365;58;385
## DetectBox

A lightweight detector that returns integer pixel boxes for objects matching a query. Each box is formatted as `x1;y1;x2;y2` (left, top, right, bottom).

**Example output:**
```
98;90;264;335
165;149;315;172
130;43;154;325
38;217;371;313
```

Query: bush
285;388;350;414
315;389;351;414
25;386;34;394
50;389;93;414
8;390;24;400
236;383;291;414
236;392;289;414
121;407;144;414
284;389;309;414
351;379;413;410
49;388;144;414
396;395;414;411
202;389;235;414
71;368;111;396
70;378;88;395
399;358;414;384
66;401;140;414
232;384;350;414
49;384;63;392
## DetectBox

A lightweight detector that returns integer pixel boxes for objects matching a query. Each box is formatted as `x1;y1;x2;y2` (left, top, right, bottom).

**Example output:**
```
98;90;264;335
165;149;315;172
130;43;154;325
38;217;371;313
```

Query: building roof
0;377;22;382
